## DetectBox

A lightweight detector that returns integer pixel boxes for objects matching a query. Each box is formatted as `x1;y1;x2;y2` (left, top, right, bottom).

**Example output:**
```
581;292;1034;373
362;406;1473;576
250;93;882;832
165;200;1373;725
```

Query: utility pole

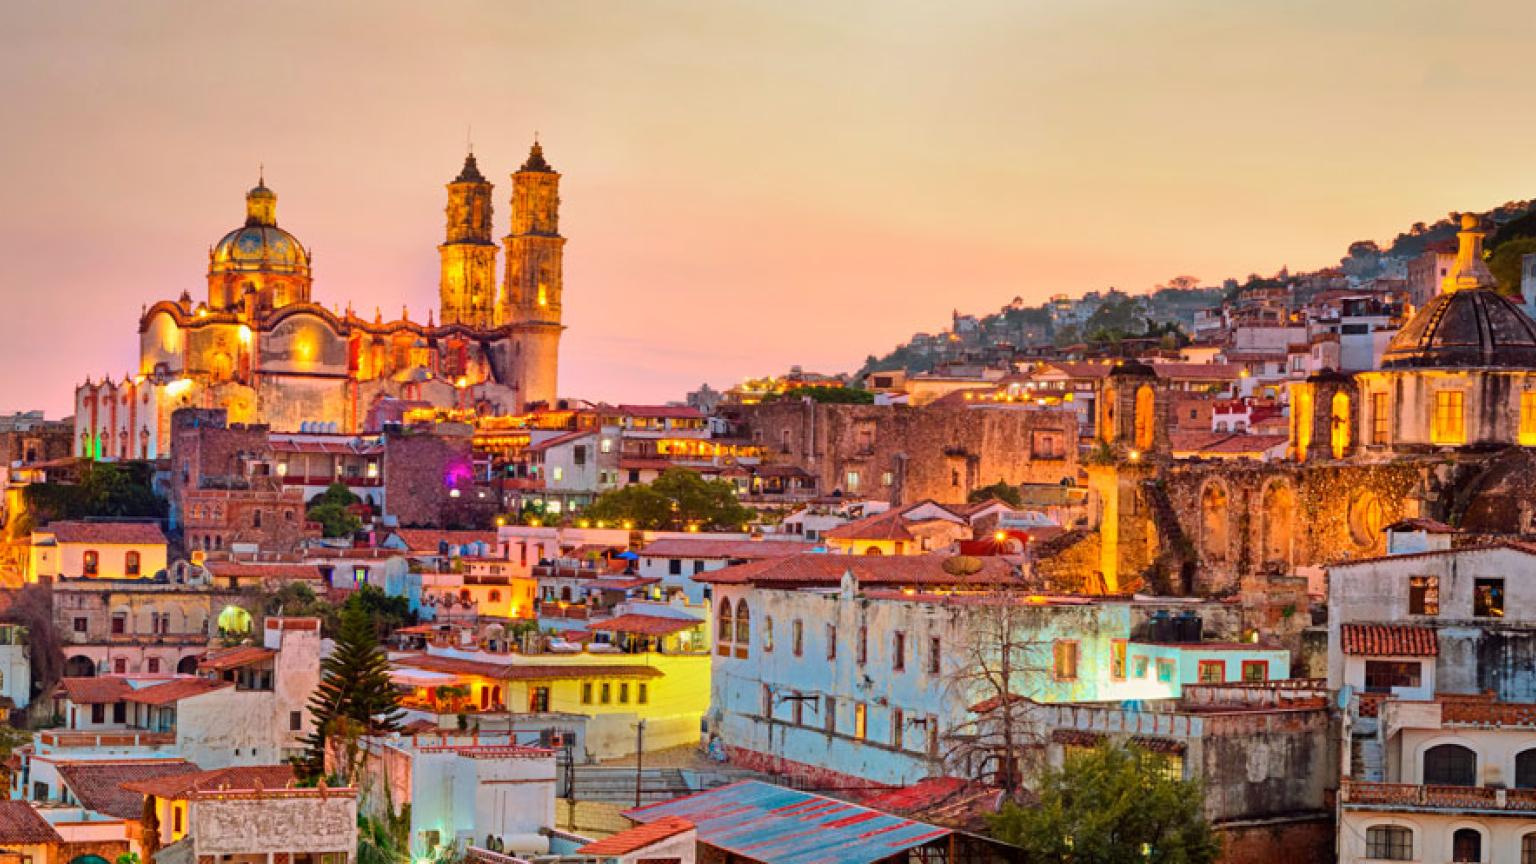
633;718;647;807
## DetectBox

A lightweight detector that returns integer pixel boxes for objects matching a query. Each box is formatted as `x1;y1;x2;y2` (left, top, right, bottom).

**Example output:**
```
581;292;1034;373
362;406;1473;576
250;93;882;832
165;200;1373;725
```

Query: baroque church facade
74;142;566;459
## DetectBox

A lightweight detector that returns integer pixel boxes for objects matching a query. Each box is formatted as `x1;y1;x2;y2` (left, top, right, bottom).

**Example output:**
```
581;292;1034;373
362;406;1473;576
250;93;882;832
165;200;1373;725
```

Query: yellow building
28;521;168;582
390;613;710;759
74;142;567;457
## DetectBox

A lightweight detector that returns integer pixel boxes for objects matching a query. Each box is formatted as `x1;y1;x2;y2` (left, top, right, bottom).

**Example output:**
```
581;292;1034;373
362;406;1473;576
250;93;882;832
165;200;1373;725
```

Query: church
73;141;566;459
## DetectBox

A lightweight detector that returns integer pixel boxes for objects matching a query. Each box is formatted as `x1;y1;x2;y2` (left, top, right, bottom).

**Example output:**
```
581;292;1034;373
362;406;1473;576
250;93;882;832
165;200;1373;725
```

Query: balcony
538;603;591;620
38;730;176;749
1341;780;1536;812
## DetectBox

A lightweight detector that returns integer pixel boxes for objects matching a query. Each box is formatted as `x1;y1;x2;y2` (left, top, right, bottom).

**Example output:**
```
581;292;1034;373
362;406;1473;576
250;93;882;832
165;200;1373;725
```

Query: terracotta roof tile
40;521;166;545
392;529;497;552
56;677;132;704
121;765;296;799
1341;624;1439;657
824;511;916;542
577;816;693;856
696;553;1024;589
588;614;703;637
205;562;325;582
0;801;63;845
197;646;275;672
55;760;198;818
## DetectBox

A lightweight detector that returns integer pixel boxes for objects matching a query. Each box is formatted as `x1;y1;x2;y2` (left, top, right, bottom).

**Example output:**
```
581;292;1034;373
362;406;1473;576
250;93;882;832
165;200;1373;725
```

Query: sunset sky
3;1;1535;415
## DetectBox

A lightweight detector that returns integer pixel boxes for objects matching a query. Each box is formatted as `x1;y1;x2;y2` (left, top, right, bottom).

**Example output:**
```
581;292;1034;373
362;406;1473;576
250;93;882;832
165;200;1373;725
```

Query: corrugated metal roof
624;780;950;864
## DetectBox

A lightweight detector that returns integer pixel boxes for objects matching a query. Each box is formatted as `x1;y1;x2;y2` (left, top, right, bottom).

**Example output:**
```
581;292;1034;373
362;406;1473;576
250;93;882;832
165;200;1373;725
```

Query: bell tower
502;138;565;408
438;153;498;328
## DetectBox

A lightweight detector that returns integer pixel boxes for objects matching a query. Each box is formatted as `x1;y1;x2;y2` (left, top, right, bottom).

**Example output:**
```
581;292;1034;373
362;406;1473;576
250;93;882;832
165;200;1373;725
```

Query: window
91;704;104;724
1522;833;1536;864
891;708;904;748
252;509;263;529
1452;828;1481;863
1432;389;1466;444
1197;660;1225;683
147;658;160;674
845;471;860;492
893;632;906;671
290;711;303;731
83;551;99;576
929;636;941;674
113;703;125;723
1517;749;1536;789
825;624;836;660
1242;660;1269;682
1474;578;1505;617
1031;431;1063;459
857;625;867;666
580;683;593;705
716;599;733;656
552;467;563;482
1052;641;1079;681
1133;655;1149;679
1110;640;1127;681
668;559;682;576
71;615;88;635
488;590;501;604
1364;660;1422;693
824;696;837;733
761;684;773;717
573;445;587;466
637;683;648;705
793;619;804;657
1156;659;1175;683
881;471;894;487
1364;826;1412;860
619;683;630;704
763;616;774;653
111;614;126;635
1423;743;1477;786
600;683;612;704
853;703;867;740
1409;576;1440;615
125;551;141;576
1523;392;1536;445
734;601;751;658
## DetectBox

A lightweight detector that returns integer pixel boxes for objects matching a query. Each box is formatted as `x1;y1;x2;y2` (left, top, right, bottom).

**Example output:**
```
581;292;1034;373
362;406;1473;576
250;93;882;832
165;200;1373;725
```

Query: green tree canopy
18;461;166;539
586;468;755;531
989;743;1220;864
968;480;1023;508
307;483;363;538
1489;237;1536;298
766;386;874;404
302;599;404;779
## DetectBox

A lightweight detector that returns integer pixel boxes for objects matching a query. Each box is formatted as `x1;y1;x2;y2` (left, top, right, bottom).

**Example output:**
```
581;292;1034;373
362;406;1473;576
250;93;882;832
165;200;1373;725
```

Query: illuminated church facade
74;142;565;459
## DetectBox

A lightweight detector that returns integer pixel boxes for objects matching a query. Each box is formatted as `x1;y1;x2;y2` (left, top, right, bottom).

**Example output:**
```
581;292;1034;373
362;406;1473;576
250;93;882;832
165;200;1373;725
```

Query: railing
1341;780;1536;811
464;846;531;864
538;603;590;620
531;565;606;579
38;730;176;748
1441;701;1536;727
281;475;382;487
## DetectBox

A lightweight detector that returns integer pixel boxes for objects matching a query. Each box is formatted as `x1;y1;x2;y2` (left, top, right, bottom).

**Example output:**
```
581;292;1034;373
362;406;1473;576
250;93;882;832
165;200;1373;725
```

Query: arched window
459;589;472;603
1521;832;1536;864
1200;483;1229;564
734;601;751;657
1517;749;1536;789
125;551;141;576
83;551;99;577
488;590;502;604
717;599;734;656
1452;828;1482;863
864;546;883;556
1364;825;1411;861
1424;743;1477;786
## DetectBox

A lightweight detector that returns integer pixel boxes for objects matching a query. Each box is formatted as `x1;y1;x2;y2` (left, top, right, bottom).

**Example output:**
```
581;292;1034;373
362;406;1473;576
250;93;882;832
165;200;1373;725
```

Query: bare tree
940;590;1053;794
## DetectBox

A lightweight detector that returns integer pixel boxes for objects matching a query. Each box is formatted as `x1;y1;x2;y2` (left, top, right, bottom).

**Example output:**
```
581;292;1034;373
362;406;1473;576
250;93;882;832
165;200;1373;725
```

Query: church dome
209;180;310;276
1381;288;1536;369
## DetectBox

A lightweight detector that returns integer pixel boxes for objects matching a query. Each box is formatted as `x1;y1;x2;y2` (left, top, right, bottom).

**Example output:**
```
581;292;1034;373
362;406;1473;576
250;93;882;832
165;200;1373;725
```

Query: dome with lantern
209;179;311;277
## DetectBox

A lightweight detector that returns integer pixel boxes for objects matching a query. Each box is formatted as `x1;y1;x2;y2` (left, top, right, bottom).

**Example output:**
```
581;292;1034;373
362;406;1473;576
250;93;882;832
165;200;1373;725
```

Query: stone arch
176;655;200;675
1134;384;1156;451
1260;479;1297;570
64;655;95;677
1331;391;1352;459
1199;480;1230;566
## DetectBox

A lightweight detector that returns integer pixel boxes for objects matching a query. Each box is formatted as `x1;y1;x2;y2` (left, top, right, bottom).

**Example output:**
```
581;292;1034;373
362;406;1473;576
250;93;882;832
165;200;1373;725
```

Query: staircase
560;766;702;805
1350;720;1385;782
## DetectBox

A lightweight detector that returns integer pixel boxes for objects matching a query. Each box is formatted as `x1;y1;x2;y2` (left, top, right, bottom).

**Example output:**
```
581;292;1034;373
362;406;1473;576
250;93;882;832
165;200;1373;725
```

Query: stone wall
730;402;1079;506
1216;815;1334;864
382;429;495;529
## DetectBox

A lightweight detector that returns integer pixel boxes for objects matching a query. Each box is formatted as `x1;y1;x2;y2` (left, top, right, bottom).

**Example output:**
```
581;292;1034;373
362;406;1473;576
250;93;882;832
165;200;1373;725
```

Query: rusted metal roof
624;780;950;864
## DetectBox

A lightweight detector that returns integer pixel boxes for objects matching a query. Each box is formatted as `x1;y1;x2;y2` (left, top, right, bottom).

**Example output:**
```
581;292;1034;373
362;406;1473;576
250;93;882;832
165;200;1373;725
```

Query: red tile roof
1385;518;1458;534
124;678;233;705
589;614;703;637
1340;624;1439;657
392;529;497;552
55;760;199;818
205;562;325;582
639;539;816;560
0;800;63;845
824;511;915;542
526;429;595;452
696;553;1025;589
197;646;276;672
56;677;132;704
121;765;296;799
40;521;166;545
577;816;693;856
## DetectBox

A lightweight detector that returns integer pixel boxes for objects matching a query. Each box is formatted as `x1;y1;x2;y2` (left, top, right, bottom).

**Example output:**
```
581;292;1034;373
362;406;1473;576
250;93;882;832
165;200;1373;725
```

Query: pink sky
3;1;1535;417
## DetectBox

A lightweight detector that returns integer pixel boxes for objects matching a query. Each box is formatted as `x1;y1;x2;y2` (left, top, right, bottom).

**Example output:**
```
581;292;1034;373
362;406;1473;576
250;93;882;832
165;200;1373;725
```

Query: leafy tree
988;742;1220;864
1488;237;1536;297
306;484;363;538
968;481;1023;508
588;468;755;531
302;600;403;779
765;386;874;404
18;462;165;539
